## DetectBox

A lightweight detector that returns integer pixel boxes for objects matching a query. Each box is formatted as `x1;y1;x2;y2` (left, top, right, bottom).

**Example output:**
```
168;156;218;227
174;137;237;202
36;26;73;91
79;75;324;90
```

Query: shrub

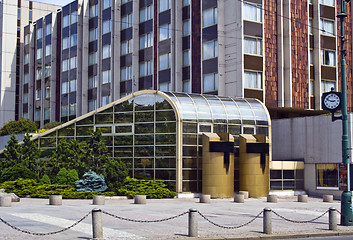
0;178;38;197
76;170;108;192
39;174;51;185
0;164;38;183
0;118;37;136
104;158;128;193
67;169;79;185
118;177;177;199
43;121;61;129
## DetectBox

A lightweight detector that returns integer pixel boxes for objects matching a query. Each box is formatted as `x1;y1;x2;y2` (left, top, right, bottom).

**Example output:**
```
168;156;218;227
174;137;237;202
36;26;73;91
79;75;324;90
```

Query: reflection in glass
95;114;113;124
183;134;197;145
156;134;176;145
156;95;173;110
76;126;94;136
58;125;74;136
135;158;153;168
155;170;176;180
115;112;133;123
115;125;132;133
156;110;175;121
135;146;154;157
135;123;154;134
156;146;176;156
114;135;133;145
96;126;112;134
135;134;154;145
76;116;94;125
115;99;133;112
155;158;176;168
135;94;155;111
156;122;176;133
115;147;133;157
135;111;154;122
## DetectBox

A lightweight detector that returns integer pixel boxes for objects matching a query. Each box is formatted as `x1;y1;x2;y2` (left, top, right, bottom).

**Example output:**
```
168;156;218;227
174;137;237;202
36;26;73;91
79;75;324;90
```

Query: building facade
0;0;60;127
18;0;352;127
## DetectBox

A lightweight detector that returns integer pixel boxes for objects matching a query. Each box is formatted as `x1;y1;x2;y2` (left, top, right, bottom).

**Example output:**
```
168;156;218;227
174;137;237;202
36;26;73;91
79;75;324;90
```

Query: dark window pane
114;135;133;145
58;125;74;136
155;170;176;180
156;146;176;157
155;158;176;168
76;116;94;125
115;112;133;123
156;110;175;121
135;111;154;122
135;158;153;168
270;170;282;179
116;125;132;133
135;134;154;145
156;134;176;145
283;170;294;179
76;126;93;136
183;122;197;133
183;134;197;145
156;122;176;133
115;99;133;112
95;113;113;124
39;138;56;148
115;147;133;157
135;123;154;133
135;146;154;157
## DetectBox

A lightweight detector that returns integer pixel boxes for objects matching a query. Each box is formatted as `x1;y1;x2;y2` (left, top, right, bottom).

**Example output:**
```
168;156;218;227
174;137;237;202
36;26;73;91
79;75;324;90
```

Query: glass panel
96;126;112;134
183;158;198;168
114;135;133;145
58;125;75;136
183;122;197;133
115;99;133;112
135;158;153;168
135;94;155;111
135;146;154;157
182;181;198;192
95;114;113;124
135;123;154;134
134;170;154;180
115;147;133;157
239;107;255;125
135;111;154;122
270;181;283;190
228;125;241;135
283;181;295;190
156;111;175;121
156;122;176;133
39;138;56;148
270;170;282;179
183;170;198;180
76;126;94;136
40;148;55;158
156;95;173;110
283;170;295;179
183;146;198;156
101;136;113;146
205;95;227;123
199;124;211;133
120;158;133;169
155;170;176;180
115;112;133;123
156;134;176;145
243;127;255;134
213;124;226;133
253;108;268;125
155;158;176;168
192;95;212;122
221;98;241;124
183;134;197;145
135;134;154;145
256;126;268;135
156;146;176;156
115;125;132;133
173;93;197;121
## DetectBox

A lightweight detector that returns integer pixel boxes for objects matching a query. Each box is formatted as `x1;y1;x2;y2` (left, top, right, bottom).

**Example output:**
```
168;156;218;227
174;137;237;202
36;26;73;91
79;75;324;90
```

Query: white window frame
102;70;111;84
244;36;262;56
203;72;218;92
243;2;262;23
202;7;217;28
139;32;153;49
244;70;262;89
202;40;218;60
159;23;171;41
321;49;336;67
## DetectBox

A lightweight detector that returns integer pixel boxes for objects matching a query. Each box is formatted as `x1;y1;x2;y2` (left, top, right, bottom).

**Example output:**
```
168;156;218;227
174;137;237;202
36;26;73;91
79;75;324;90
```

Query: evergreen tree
21;133;40;174
75;170;108;192
39;174;51;184
1;135;21;169
54;167;69;184
87;130;109;173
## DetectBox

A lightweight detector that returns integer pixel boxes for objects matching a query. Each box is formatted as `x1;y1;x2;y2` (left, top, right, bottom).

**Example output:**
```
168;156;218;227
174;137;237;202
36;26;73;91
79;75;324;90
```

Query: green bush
67;169;79;185
39;174;51;184
76;170;108;192
0;164;38;183
0;118;37;136
42;121;61;129
104;158;128;193
118;177;177;199
54;168;69;184
0;178;38;197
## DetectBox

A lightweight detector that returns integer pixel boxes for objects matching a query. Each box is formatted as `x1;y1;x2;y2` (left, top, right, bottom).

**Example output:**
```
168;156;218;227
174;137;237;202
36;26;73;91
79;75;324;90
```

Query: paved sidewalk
1;196;353;240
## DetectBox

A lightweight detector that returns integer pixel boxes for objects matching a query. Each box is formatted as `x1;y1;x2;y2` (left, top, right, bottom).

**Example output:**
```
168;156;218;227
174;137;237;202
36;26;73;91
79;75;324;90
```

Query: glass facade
32;91;270;193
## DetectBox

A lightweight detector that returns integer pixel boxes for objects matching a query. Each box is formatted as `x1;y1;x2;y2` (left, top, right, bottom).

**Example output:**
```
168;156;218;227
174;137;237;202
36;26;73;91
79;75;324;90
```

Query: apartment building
19;0;350;127
0;0;60;127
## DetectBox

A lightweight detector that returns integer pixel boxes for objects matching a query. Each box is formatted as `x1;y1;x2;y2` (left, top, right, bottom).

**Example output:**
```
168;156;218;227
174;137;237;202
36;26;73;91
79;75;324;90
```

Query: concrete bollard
263;208;272;234
234;193;245;203
267;194;277;203
323;195;333;203
199;194;211;203
0;196;11;207
93;195;105;205
134;195;146;204
49;195;62;205
92;209;103;239
188;208;198;237
329;207;337;230
298;194;308;203
239;191;249;199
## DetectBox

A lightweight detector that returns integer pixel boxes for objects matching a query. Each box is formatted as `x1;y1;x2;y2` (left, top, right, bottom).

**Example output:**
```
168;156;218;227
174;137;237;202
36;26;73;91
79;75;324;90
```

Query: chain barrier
102;210;189;223
272;210;329;223
197;210;264;229
335;209;342;215
0;211;91;236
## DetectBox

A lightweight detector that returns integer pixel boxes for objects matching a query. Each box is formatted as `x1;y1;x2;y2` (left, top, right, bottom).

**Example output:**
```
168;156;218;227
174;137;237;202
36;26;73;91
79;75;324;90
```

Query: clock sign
322;91;342;112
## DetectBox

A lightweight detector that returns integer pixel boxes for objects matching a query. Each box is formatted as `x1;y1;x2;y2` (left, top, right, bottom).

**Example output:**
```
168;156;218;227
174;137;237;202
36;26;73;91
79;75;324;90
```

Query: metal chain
335;209;342;215
272;210;329;223
0;212;91;236
197;210;264;229
102;210;189;223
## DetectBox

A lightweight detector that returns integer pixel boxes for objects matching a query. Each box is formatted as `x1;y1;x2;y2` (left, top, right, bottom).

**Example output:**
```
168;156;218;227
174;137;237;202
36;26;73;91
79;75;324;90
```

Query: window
61;104;68;117
103;44;111;59
183;19;190;36
29;10;32;21
122;0;132;4
89;99;97;111
89;5;98;18
62;59;69;72
183;80;191;93
24;73;29;84
159;0;171;12
45;65;51;77
309;49;313;65
309;19;313;34
63;15;70;27
121;13;133;30
309;80;314;96
46;23;52;35
37;28;43;39
89;75;97;89
89;28;98;42
183;0;190;6
36;69;42;80
102;70;111;84
23;113;29;119
45;44;51;57
103;0;111;9
316;164;338;189
183;50;190;66
103;19;111;34
203;7;217;28
244;37;262;55
70;34;77;47
69;103;76;115
203;40;218;60
320;0;335;6
63;37;69;49
71;11;78;24
320;18;334;36
321;80;336;92
159;82;171;91
18;8;21;19
23;93;28;103
70;79;77;92
36;89;41;100
121;39;133;55
89;52;97;65
62;82;68;94
25;34;30;45
159;53;171;70
139;60;153;77
102;95;111;106
24;54;29;64
140;32;153;49
44;108;50;120
203;73;218;92
70;56;77;69
35;109;40;121
121;66;132;81
140;5;153;23
321;49;335;66
243;2;262;22
159;23;171;41
45;87;50;98
36;48;42;60
244;71;262;89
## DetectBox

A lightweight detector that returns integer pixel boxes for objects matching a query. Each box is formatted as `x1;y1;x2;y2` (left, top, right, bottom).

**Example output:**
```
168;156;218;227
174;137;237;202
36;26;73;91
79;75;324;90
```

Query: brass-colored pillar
202;133;234;198
239;134;270;197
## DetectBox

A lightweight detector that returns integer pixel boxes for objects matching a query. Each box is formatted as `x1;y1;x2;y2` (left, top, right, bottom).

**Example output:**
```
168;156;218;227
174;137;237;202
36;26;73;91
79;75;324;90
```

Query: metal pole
339;0;353;226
